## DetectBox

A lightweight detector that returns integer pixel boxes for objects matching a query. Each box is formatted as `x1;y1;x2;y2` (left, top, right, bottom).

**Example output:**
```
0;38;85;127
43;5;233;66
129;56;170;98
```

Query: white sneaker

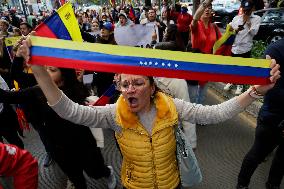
107;166;116;189
235;85;243;95
224;83;233;91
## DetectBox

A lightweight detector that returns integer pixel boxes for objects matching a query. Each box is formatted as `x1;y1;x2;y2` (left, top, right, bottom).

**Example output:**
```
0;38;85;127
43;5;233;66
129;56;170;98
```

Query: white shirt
230;14;261;54
0;75;9;113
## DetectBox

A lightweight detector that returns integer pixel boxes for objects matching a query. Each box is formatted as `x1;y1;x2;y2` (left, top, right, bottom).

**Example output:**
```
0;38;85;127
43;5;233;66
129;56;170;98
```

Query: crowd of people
0;0;283;188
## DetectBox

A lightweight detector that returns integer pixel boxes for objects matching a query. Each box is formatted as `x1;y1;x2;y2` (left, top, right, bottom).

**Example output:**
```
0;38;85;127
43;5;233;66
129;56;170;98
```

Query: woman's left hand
253;55;281;95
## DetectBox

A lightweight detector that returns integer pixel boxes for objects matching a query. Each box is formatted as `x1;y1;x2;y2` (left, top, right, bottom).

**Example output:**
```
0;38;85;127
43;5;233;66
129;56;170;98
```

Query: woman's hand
253;55;281;95
152;29;157;41
17;38;30;61
237;56;280;108
17;31;36;62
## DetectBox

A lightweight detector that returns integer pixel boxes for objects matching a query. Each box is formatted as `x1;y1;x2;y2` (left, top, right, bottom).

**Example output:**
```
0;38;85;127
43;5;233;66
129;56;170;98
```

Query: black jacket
0;86;96;147
259;39;284;124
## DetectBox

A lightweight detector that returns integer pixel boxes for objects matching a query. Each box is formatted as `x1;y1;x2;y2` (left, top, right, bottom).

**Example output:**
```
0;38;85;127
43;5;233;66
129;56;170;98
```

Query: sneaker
224;83;233;91
235;85;244;95
266;182;280;189
43;153;53;167
236;184;249;189
107;166;116;189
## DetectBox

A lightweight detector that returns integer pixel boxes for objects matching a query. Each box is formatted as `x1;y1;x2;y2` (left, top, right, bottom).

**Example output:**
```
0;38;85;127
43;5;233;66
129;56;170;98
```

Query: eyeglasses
120;78;149;92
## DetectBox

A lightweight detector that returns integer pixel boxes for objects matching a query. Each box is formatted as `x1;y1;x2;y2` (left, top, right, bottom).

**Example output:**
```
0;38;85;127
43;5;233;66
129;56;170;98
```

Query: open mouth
128;97;138;108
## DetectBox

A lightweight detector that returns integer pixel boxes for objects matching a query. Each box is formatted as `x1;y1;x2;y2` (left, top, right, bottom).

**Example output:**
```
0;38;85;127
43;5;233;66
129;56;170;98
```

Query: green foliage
251;40;267;59
243;40;267;101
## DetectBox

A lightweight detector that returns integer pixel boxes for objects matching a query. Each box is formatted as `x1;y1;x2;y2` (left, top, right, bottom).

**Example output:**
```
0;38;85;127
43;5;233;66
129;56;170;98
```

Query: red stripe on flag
94;96;111;106
30;56;270;85
35;23;57;38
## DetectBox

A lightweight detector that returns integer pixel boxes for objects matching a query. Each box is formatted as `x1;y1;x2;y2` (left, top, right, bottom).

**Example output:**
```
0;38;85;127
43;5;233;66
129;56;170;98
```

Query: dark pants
180;31;189;47
51;128;110;189
32;122;54;154
237;117;284;187
0;105;24;149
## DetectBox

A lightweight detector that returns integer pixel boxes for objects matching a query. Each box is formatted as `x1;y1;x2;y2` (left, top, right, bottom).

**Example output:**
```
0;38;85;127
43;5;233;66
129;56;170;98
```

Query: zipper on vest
150;136;158;189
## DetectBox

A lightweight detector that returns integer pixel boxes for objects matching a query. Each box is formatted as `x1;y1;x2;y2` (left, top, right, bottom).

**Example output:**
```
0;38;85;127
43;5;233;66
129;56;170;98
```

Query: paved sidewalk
209;82;263;118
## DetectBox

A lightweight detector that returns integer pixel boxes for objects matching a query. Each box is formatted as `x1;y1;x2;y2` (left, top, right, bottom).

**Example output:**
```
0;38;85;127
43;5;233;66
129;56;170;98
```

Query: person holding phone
224;0;261;95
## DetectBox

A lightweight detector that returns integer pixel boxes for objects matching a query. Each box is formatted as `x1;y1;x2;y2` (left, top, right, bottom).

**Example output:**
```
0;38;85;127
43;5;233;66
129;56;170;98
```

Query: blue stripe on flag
44;12;72;40
31;46;270;77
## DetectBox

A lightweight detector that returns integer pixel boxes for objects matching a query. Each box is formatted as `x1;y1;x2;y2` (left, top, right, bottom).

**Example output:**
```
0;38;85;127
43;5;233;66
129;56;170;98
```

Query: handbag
175;123;202;187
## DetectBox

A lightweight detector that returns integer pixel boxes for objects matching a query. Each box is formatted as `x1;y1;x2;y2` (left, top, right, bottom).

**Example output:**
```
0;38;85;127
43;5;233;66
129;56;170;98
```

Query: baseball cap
100;21;113;31
241;0;254;10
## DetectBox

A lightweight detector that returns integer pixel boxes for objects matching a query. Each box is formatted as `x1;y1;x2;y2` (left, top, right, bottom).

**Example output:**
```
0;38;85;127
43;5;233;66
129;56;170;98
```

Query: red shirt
177;13;193;32
170;10;193;32
190;20;221;54
0;143;38;189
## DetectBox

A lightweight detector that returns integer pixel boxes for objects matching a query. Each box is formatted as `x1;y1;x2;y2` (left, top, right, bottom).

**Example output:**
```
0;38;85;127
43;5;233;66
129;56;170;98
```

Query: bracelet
248;86;263;99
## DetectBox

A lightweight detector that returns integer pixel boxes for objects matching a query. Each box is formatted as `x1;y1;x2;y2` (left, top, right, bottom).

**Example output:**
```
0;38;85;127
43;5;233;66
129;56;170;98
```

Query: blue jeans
187;83;208;104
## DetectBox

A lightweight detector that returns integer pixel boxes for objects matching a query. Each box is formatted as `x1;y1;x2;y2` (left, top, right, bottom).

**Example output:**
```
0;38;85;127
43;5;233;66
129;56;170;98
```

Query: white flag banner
114;24;156;47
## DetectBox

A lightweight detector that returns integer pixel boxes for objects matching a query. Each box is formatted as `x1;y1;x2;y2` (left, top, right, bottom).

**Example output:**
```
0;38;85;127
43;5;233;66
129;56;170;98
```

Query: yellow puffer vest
115;92;180;189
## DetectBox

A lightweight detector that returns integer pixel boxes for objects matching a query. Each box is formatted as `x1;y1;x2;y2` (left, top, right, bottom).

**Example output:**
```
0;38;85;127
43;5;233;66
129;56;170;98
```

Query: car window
253;10;266;17
262;10;284;23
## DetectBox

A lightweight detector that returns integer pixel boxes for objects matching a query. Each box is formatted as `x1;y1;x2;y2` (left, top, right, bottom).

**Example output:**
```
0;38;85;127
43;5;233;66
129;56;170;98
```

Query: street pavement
1;89;283;189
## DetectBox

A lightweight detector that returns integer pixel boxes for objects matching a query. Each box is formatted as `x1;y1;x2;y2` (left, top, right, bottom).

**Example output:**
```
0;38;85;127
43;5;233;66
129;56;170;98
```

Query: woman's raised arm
19;39;62;105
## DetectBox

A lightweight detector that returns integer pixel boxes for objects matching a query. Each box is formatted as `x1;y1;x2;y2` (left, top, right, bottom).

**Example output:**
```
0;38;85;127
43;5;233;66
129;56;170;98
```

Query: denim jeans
187;83;208;105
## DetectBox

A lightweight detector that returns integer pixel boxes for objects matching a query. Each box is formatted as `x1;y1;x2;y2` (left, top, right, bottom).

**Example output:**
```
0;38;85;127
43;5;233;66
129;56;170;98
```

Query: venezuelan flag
29;36;271;85
35;2;82;42
94;84;116;106
4;36;21;60
213;24;236;56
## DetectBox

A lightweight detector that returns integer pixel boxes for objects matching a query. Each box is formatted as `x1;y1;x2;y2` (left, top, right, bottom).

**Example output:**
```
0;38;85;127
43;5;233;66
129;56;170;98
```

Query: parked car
212;0;241;28
253;8;284;44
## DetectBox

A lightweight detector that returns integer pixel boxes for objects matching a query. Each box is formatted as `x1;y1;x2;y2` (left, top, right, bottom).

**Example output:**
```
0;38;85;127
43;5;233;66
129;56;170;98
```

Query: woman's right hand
17;31;36;62
17;39;30;61
152;29;157;41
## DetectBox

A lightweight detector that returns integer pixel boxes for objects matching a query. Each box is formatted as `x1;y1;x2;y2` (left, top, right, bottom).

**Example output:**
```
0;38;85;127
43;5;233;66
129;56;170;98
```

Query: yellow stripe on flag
57;2;83;42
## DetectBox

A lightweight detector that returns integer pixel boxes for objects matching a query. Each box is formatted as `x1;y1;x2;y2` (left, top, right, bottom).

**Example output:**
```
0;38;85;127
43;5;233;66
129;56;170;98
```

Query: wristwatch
248;86;263;99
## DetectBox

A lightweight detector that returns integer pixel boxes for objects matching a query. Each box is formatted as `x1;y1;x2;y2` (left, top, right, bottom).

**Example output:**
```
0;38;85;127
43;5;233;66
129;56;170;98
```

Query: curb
208;82;263;119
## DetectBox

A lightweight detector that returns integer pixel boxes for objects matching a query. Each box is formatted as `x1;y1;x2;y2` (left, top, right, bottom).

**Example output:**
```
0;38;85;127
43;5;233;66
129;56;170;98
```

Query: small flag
213;24;236;56
128;5;136;22
29;36;271;85
35;2;82;42
4;36;21;60
94;84;116;106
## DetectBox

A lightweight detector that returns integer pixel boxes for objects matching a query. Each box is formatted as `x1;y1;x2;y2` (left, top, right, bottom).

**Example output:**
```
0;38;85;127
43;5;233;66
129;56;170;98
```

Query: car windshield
262;9;284;23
